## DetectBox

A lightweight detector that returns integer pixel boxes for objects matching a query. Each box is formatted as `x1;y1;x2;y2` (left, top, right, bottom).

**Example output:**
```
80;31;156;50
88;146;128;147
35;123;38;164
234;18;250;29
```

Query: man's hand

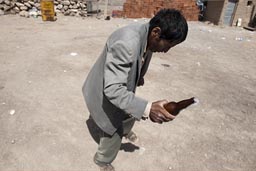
149;100;175;124
137;78;144;86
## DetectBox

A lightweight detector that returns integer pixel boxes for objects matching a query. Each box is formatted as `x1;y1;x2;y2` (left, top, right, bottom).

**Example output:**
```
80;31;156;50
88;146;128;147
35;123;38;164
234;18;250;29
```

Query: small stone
24;2;31;8
0;9;4;15
28;1;34;6
62;1;70;6
70;9;78;13
14;6;20;12
70;52;78;56
72;4;78;9
57;4;63;10
63;70;67;73
168;166;172;170
20;6;28;11
15;2;24;7
19;10;29;17
11;140;16;144
0;0;4;4
63;5;68;11
34;3;40;8
4;0;10;6
64;10;70;16
9;109;15;115
70;12;75;16
80;3;86;8
161;63;170;68
2;102;6;105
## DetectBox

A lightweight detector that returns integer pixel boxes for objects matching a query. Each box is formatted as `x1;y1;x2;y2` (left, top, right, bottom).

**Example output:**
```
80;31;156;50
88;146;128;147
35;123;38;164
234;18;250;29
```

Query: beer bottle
163;97;197;116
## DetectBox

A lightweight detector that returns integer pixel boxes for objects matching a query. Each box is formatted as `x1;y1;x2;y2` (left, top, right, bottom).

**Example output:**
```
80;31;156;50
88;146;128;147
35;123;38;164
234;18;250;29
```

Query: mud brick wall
123;0;199;21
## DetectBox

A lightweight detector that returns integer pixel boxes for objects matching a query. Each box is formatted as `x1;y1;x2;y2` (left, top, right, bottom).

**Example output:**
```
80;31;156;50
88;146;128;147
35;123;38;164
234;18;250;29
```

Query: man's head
147;9;188;53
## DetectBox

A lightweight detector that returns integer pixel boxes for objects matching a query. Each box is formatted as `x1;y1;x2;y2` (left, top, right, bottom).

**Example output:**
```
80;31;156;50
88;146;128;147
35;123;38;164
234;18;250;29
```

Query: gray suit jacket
82;23;153;135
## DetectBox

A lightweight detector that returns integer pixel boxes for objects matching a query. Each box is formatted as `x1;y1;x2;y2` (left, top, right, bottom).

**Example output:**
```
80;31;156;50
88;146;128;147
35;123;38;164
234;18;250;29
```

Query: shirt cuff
143;101;152;118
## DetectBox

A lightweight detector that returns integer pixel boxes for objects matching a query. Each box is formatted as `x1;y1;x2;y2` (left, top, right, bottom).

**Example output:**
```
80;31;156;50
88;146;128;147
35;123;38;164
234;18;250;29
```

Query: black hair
149;9;188;43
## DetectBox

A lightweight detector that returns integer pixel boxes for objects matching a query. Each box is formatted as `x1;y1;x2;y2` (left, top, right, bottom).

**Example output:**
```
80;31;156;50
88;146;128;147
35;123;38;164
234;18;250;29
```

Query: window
247;1;253;6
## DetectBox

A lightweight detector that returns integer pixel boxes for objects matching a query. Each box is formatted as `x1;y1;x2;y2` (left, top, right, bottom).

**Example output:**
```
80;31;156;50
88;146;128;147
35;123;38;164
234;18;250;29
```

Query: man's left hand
138;78;144;86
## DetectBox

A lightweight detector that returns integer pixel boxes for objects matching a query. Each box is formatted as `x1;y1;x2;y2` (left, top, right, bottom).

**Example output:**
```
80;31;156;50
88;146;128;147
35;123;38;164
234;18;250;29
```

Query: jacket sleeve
103;40;147;119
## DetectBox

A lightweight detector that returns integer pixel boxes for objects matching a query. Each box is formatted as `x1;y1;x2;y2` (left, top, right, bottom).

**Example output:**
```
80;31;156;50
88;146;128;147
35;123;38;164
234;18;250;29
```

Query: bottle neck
176;97;195;111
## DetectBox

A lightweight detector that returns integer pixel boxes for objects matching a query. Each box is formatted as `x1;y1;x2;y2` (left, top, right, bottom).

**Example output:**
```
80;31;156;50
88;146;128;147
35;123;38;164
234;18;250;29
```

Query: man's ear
151;27;161;39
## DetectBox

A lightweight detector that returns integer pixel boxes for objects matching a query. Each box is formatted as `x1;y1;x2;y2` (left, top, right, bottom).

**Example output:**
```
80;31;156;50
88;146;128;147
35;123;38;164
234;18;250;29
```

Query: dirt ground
0;14;255;171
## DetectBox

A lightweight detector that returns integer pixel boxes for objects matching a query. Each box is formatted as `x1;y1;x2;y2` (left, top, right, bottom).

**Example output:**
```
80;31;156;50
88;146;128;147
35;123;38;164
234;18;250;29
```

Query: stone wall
0;0;88;18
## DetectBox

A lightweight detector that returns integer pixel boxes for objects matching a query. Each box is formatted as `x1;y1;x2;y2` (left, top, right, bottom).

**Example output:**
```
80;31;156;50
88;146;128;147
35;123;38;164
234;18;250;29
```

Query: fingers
149;113;164;124
160;107;175;120
150;99;176;124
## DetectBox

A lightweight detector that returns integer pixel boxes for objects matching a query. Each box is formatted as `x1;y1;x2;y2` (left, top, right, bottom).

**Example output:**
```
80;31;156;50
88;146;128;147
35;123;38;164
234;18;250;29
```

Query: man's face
147;27;180;53
149;38;178;53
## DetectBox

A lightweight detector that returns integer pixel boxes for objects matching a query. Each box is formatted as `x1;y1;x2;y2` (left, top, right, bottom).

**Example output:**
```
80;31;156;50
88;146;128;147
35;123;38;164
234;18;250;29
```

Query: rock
15;2;24;7
9;109;15;115
62;1;70;6
24;2;32;8
63;5;68;11
28;1;34;6
9;9;16;14
0;0;4;4
64;10;70;16
34;3;40;8
19;10;29;17
70;12;75;16
4;0;10;6
70;52;78;56
14;6;20;13
70;1;75;5
80;3;86;9
70;9;78;13
72;4;78;9
0;9;4;15
57;4;63;10
20;6;28;11
80;11;87;17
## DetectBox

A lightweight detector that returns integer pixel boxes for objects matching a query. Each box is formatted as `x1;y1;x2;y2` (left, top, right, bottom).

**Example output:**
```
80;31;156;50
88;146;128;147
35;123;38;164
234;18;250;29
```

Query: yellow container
40;0;56;21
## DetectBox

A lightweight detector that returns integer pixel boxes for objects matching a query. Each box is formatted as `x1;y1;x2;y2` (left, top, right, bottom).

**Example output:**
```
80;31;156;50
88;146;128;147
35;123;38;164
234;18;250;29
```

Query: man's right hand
149;100;175;124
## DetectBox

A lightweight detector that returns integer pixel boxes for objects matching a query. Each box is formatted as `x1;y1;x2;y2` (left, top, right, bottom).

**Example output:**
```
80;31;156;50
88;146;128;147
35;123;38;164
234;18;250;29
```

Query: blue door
223;0;237;26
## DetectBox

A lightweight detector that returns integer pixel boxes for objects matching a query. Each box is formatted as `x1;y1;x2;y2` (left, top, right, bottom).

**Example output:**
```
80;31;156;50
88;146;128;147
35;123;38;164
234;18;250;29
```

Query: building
204;0;256;27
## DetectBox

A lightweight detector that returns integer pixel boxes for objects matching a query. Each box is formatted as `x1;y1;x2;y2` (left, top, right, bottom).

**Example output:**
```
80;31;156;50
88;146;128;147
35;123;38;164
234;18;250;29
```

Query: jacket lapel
136;23;149;85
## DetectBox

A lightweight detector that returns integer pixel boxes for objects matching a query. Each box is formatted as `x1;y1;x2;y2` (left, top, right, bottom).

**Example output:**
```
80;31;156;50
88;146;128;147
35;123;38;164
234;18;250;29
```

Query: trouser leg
93;117;136;166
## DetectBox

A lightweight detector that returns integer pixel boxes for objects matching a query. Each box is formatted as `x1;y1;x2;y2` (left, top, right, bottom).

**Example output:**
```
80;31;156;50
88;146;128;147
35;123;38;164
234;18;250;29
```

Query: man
82;9;188;171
